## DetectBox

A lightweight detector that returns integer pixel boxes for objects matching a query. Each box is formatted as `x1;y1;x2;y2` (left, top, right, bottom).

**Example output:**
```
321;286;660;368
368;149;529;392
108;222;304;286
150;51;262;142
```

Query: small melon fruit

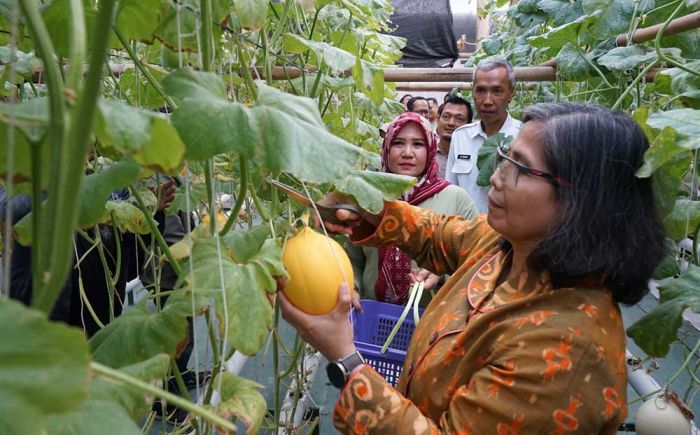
282;226;354;314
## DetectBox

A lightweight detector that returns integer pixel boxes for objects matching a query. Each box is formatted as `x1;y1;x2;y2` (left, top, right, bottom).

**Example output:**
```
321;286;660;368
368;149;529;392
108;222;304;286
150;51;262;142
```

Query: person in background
446;56;522;212
405;96;430;120
426;97;439;131
1;178;175;336
435;93;473;179
280;102;666;433
346;112;477;305
399;94;413;106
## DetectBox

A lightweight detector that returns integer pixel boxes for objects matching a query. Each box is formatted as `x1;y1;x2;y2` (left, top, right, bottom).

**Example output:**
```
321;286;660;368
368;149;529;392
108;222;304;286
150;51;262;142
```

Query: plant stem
219;157;249;236
204;160;217;236
65;0;86;92
260;29;273;85
611;60;658;111
269;0;294;49
91;361;237;432
130;187;183;277
669;337;700;385
199;0;214;72
654;1;700;78
113;25;176;108
18;0;66;310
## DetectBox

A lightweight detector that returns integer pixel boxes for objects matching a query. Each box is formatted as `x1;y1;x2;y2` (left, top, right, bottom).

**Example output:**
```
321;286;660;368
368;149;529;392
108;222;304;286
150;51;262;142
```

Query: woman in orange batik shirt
280;102;665;434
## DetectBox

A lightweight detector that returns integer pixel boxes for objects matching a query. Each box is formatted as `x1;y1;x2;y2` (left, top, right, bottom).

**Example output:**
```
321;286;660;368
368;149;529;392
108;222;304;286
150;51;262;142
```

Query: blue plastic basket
351;299;422;387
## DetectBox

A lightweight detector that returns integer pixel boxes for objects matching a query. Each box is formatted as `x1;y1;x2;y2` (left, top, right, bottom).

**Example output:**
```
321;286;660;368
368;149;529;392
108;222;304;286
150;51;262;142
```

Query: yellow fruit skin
282;227;354;314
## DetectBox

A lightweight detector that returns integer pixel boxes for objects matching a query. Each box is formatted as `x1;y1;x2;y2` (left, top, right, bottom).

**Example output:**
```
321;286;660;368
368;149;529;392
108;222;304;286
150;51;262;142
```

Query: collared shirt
445;114;522;212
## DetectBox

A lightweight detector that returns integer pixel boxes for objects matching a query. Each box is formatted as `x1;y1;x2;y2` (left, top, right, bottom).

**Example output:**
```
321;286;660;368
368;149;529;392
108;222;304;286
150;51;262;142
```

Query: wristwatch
326;350;365;389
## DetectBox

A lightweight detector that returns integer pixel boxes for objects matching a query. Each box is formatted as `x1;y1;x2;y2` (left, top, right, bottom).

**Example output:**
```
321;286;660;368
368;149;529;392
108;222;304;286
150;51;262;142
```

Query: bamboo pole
616;11;700;46
540;11;700;67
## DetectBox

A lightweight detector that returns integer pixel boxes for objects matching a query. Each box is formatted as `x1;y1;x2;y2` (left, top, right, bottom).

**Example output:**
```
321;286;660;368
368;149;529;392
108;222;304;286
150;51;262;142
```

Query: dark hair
406;96;427;111
520;102;665;304
399;94;413;104
438;94;473;123
426;97;438;106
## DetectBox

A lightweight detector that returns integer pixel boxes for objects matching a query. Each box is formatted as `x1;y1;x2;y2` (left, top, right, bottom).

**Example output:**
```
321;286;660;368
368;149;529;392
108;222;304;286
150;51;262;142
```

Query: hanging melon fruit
282;226;354;314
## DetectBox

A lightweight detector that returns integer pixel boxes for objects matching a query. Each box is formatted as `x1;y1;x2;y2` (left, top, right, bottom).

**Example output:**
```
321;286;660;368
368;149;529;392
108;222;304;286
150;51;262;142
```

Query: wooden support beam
616;11;700;46
384;66;559;82
540;12;700;67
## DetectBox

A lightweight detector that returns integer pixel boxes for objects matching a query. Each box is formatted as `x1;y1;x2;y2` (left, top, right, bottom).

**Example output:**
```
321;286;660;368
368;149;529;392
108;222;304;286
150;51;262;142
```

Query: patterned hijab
375;112;451;303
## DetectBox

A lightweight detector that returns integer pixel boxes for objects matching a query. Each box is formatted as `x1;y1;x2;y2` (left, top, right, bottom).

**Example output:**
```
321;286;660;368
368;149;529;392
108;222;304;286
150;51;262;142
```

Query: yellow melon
282;226;354;314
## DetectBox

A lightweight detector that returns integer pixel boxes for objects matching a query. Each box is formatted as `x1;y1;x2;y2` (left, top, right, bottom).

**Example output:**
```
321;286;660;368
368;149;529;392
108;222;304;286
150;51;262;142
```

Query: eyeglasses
413;109;429;117
439;113;468;124
494;146;572;188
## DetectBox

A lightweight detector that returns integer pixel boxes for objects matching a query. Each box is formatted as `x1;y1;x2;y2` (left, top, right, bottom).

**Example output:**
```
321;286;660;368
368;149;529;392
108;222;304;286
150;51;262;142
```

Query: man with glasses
435;93;472;178
406;96;431;119
446;56;522;212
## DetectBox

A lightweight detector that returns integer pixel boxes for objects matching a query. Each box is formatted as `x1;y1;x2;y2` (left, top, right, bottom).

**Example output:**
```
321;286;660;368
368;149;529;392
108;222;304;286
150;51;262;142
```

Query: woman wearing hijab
346;112;477;305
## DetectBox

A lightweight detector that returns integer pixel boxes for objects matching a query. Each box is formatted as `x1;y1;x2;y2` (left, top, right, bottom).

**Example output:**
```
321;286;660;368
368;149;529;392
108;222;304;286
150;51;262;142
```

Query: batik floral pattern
333;201;628;434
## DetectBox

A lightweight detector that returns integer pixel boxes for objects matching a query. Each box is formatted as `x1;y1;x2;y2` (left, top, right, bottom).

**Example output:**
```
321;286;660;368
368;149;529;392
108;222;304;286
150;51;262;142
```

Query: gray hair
475;56;515;88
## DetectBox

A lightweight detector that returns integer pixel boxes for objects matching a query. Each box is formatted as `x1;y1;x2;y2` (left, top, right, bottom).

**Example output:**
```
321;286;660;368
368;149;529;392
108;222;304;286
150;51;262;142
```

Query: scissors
266;179;362;227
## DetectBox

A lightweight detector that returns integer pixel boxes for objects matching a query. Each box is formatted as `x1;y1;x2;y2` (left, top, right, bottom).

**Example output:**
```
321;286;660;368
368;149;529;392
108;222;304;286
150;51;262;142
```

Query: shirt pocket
451;156;475;174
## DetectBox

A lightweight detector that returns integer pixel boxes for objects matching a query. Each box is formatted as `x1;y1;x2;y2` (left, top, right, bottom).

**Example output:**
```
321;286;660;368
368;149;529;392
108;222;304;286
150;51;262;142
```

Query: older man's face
473;67;513;128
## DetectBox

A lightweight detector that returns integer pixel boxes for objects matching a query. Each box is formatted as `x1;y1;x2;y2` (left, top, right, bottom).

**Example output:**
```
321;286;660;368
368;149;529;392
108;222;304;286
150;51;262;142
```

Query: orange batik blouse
334;201;628;434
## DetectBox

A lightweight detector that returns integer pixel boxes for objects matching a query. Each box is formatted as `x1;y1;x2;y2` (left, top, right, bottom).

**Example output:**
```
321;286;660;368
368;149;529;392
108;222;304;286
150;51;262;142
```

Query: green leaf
47;397;140;435
653;154;690;218
89;289;206;368
653;239;680;280
636;126;685;178
581;0;640;38
164;69;363;182
537;0;584;25
153;0;228;52
234;0;268;30
222;224;271;263
555;43;593;80
283;33;356;73
654;60;700;107
598;46;680;71
114;0;166;44
0;298;90;433
477;133;512;187
96;99;186;172
628;264;700;357
0;98;51;185
46;355;170;434
481;38;502;56
665;199;700;239
78;160;141;227
42;0;96;59
527;12;599;55
190;237;285;355
206;372;266;432
333;170;415;213
115;65;168;109
167;181;208;214
352;57;385;106
647;109;700;149
0;47;42;81
104;200;151;234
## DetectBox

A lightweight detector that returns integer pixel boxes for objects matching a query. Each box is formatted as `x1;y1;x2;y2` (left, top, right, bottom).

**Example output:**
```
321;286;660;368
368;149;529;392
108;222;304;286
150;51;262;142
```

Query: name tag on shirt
457;154;471;161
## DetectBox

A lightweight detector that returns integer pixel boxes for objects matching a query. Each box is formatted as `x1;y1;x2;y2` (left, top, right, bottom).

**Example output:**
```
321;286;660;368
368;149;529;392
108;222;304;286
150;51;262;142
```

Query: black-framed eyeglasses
494;146;573;188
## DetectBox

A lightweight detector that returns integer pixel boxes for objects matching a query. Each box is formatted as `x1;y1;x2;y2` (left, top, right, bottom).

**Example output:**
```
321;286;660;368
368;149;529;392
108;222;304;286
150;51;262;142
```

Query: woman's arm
350;201;493;277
